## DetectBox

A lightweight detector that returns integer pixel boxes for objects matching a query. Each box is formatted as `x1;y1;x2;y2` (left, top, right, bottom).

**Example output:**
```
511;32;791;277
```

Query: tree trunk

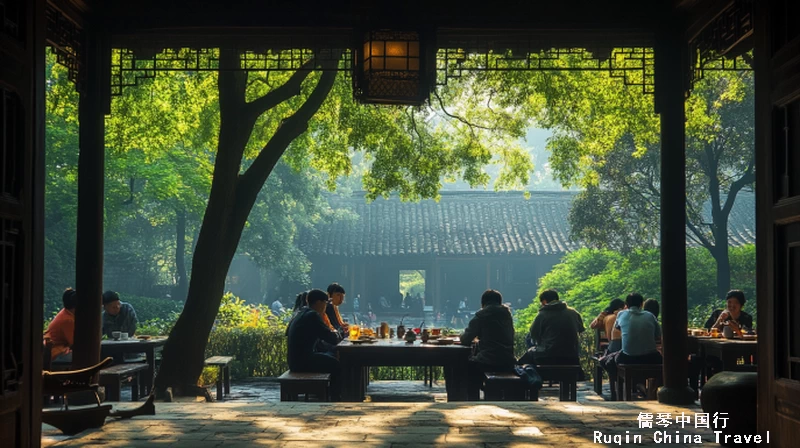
174;209;188;301
711;216;731;301
153;49;338;396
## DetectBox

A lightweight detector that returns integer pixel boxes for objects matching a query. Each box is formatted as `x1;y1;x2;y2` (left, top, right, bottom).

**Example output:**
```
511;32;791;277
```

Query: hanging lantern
353;29;433;105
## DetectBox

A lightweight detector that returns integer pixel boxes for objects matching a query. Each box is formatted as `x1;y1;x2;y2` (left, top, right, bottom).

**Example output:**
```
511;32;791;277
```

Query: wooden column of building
655;23;695;405
72;22;108;369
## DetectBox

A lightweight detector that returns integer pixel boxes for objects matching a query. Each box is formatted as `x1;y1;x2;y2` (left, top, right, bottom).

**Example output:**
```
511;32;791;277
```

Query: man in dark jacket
526;289;585;366
287;289;342;399
460;289;516;400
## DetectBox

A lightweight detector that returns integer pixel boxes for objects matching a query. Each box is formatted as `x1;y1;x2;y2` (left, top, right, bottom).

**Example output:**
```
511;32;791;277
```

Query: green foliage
514;245;757;333
399;270;426;297
123;295;185;323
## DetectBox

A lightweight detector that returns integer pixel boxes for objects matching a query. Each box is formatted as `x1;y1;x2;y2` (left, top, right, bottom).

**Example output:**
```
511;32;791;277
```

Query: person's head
293;291;308;311
62;288;77;311
604;298;626;314
725;290;746;315
539;289;559;305
327;283;346;305
480;289;503;308
307;289;329;314
643;298;660;318
625;293;644;309
102;290;122;316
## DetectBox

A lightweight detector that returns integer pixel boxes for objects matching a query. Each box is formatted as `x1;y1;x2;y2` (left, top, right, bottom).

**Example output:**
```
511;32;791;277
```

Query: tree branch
686;217;715;252
433;89;505;137
721;158;755;217
245;58;316;119
238;67;339;206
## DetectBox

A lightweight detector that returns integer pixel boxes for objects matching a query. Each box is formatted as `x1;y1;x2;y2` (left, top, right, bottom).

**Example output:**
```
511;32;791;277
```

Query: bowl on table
112;331;121;341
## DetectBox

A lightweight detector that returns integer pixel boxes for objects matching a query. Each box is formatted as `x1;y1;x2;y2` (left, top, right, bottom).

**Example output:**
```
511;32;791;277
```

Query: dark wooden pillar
73;23;109;369
655;23;695;405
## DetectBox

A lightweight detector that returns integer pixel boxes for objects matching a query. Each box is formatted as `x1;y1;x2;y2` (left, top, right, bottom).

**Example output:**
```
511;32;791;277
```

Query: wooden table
101;337;167;396
337;339;474;402
694;337;757;387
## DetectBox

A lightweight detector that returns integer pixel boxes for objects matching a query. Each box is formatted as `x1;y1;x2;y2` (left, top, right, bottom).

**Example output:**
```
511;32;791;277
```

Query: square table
101;337;167;396
695;337;757;387
337;338;474;402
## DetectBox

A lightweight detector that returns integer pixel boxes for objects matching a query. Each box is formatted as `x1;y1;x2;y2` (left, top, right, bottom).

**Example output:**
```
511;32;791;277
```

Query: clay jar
397;325;406;339
421;329;430;343
404;328;417;343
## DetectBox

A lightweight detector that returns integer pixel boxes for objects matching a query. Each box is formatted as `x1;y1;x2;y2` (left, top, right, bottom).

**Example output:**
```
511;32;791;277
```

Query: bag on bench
514;364;543;391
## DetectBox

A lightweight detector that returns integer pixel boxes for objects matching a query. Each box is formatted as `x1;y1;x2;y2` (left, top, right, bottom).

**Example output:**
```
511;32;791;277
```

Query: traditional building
299;191;756;311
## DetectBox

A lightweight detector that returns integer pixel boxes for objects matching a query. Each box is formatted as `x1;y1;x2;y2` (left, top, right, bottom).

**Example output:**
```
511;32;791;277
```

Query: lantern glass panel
386;57;407;70
386;41;407;57
408;41;420;57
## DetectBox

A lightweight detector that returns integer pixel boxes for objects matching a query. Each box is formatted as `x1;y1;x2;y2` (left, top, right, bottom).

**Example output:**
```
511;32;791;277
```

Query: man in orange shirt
44;288;77;362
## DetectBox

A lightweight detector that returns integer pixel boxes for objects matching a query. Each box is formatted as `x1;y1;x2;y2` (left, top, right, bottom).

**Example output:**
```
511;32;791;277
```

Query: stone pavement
43;381;721;447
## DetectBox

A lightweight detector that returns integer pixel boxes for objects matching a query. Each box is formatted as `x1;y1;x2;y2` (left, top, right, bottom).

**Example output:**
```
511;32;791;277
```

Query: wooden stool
535;365;581;401
98;363;147;401
616;364;662;401
277;371;331;402
204;356;234;400
484;372;538;401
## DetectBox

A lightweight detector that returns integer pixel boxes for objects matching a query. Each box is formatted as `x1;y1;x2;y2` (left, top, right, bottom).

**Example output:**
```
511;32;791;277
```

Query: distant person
102;290;138;338
516;298;524;310
602;293;662;380
460;290;516;400
271;297;286;315
44;288;77;362
292;291;308;313
705;290;753;334
643;298;660;319
286;289;342;400
353;294;361;312
326;283;349;334
522;289;585;366
590;298;625;354
379;296;391;310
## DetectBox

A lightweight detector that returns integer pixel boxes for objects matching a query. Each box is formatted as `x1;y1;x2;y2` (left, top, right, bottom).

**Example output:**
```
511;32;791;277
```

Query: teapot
404;328;417;343
722;325;734;339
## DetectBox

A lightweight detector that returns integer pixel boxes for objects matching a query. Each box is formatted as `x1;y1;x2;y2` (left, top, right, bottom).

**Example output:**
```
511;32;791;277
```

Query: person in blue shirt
601;292;662;382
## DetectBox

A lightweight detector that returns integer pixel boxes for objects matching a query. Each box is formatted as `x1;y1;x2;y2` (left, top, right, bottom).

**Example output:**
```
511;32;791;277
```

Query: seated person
292;291;308;314
44;288;78;363
102;290;138;338
460;289;516;401
326;283;349;335
589;298;625;354
705;290;753;335
286;289;342;400
271;297;285;316
602;293;662;380
523;289;585;366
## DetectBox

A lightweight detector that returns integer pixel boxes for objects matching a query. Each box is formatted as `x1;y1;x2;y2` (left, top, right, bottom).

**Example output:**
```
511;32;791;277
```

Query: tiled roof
298;191;755;257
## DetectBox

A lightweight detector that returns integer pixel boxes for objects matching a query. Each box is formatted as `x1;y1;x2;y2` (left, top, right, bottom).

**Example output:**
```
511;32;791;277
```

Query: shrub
122;294;184;323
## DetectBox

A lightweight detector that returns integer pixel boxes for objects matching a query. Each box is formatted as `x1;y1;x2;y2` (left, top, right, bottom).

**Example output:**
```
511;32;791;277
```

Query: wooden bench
277;371;331;402
204;356;234;401
484;372;539;401
535;365;581;401
98;363;148;402
616;364;663;401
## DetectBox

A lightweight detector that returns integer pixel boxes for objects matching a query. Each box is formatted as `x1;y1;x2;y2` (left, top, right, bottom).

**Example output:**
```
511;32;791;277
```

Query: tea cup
112;331;121;341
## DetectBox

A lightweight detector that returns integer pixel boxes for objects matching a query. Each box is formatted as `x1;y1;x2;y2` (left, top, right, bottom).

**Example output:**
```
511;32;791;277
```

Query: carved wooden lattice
0;88;24;399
